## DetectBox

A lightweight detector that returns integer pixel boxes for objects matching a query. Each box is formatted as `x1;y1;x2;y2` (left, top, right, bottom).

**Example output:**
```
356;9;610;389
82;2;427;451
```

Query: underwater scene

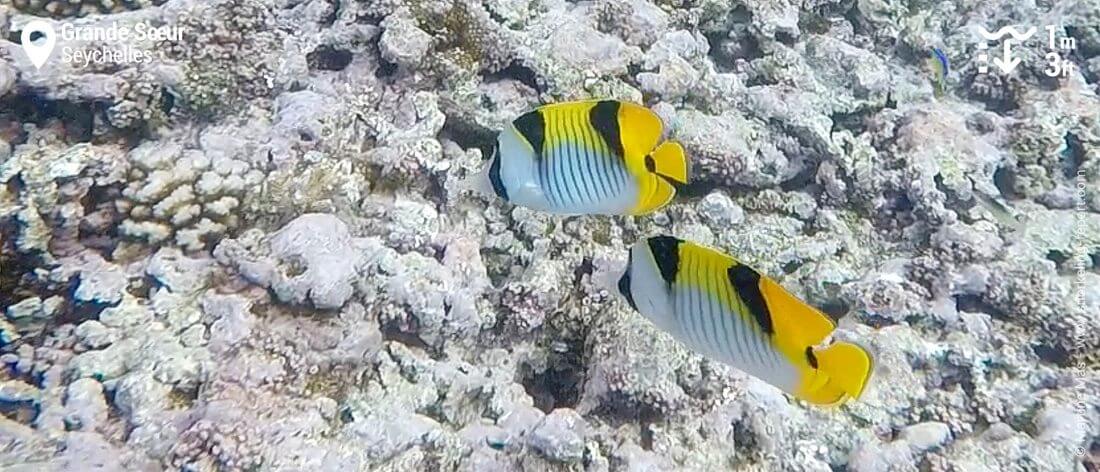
1;0;1098;470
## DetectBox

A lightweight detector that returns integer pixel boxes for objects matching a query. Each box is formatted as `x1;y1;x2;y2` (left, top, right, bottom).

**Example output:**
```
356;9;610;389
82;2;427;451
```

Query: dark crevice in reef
779;161;821;193
0;91;153;145
307;45;354;71
440;116;498;158
374;56;398;80
589;398;664;431
482;61;542;95
797;6;842;36
1033;344;1070;366
672;179;721;200
781;260;803;275
322;0;341;26
0;92;98;143
992;166;1019;200
953;294;1008;320
380;317;439;358
0;240;40;312
360;13;385;26
520;316;588;414
78;184;126;260
1061;132;1085;179
1045;250;1071;267
830;108;871;137
841;1;870;38
520;365;580;413
705;7;762;74
520;350;584;413
423;170;450;211
571;257;594;289
732;419;762;464
640;423;655;451
126;275;157;300
159;86;177;115
774;31;797;46
0;395;38;424
818;298;850;322
705;32;759;73
61;275;117;323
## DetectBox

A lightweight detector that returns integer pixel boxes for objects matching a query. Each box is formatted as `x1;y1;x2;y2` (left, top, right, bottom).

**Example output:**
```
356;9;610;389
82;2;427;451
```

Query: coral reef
2;0;1098;470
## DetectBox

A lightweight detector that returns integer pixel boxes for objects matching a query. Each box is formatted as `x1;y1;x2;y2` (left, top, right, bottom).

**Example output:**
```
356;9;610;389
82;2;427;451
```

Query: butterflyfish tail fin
455;164;496;198
649;141;688;185
802;341;873;406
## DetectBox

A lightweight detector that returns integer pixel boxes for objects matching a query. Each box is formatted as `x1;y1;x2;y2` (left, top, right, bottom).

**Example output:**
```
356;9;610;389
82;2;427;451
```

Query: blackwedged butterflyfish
460;99;689;215
605;236;874;406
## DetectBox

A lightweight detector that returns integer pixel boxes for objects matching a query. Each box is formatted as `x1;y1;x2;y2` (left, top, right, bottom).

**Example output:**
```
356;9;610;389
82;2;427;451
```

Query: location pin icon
21;20;57;69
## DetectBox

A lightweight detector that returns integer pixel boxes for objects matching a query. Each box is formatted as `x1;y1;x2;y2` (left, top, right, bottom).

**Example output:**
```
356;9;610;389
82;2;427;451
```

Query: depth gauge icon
977;26;1036;75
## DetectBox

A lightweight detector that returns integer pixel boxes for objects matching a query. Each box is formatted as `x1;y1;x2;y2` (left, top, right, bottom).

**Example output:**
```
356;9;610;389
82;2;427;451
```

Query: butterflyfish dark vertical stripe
513;110;545;156
559;116;582;208
675;283;692;350
715;267;745;362
727;264;775;336
589;100;624;158
751;311;772;367
542;144;558;207
702;258;726;358
682;254;699;345
488;148;508;200
684;255;706;351
613;143;628;193
594;131;620;198
547;114;561;208
550;129;568;208
695;274;712;355
598;141;617;199
646;236;681;285
560;112;582;207
695;256;718;356
578;118;607;202
565;112;592;206
618;253;638;311
587;116;612;202
570;111;598;204
580;120;608;202
690;253;712;353
732;285;764;367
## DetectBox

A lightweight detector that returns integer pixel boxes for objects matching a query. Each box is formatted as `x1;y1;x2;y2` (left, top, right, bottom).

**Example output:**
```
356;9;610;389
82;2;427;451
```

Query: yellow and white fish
606;236;874;406
461;99;689;215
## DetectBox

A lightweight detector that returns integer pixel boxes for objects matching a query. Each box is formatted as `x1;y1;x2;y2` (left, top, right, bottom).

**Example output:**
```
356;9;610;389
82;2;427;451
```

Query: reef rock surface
1;0;1098;470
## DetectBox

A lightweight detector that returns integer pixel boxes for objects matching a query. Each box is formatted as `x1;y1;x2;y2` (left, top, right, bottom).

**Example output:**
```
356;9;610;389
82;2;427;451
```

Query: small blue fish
927;48;949;97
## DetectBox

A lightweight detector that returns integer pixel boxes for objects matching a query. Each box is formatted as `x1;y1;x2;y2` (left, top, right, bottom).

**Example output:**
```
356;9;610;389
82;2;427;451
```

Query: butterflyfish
607;236;874;406
460;99;689;215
